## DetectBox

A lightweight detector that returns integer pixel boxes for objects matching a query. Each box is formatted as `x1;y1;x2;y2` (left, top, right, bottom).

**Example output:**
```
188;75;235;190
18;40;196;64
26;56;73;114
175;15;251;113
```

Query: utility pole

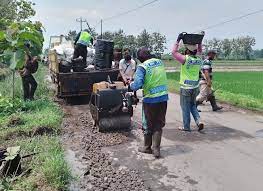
76;17;87;31
100;19;103;39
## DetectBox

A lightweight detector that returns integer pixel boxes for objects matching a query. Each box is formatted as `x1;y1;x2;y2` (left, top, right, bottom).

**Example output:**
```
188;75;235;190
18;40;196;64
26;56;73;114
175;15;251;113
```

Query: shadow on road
163;124;253;142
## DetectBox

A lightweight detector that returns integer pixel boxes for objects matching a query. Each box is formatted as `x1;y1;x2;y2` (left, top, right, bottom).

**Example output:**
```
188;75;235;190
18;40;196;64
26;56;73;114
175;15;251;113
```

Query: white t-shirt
119;59;136;79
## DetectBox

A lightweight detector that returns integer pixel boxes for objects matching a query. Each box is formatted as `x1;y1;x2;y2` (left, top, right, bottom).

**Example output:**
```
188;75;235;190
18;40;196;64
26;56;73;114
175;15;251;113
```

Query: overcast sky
32;0;263;50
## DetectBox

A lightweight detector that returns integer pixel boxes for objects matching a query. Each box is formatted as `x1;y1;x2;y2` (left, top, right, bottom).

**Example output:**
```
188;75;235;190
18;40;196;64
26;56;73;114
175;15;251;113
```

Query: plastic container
94;39;114;69
182;33;204;45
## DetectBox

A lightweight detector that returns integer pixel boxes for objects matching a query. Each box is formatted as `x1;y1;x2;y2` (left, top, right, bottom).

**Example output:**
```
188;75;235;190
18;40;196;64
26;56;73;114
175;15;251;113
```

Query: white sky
32;0;263;50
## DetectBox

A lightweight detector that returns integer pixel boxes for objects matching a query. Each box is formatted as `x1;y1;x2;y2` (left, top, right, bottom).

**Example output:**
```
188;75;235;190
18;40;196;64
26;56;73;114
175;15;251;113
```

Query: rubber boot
152;130;162;158
138;134;152;154
209;96;223;111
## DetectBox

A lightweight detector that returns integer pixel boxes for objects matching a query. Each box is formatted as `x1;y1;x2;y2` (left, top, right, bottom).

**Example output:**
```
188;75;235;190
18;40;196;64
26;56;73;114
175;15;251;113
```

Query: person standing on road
73;29;93;64
129;47;168;158
196;50;223;111
172;33;204;132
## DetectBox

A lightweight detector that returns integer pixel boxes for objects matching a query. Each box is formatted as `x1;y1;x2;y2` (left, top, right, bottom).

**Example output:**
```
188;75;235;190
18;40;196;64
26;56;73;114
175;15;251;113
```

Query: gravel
62;105;150;191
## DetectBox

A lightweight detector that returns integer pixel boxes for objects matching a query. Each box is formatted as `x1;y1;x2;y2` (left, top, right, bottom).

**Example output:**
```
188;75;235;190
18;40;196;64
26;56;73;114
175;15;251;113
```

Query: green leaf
9;50;25;70
0;31;5;41
18;31;42;48
4;146;21;161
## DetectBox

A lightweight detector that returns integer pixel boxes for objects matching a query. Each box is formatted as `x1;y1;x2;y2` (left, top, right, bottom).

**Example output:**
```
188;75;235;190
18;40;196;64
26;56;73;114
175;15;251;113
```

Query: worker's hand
177;32;185;42
126;79;132;85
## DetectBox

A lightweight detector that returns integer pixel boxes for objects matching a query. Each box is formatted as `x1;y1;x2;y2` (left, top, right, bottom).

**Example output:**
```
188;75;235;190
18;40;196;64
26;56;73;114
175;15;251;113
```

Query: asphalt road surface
106;93;263;191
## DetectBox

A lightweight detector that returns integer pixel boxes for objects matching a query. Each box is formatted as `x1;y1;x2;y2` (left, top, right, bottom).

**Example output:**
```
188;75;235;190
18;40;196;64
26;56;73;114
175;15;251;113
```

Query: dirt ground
59;92;263;191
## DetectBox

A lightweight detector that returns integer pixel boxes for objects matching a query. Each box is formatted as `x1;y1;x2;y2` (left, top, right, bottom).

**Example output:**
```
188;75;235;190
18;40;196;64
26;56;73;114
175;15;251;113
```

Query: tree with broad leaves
0;0;36;30
0;21;44;69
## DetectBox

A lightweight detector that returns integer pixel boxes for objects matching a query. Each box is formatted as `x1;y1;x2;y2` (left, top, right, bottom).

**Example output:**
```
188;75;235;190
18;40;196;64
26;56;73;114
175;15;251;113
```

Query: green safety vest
77;31;92;46
180;55;202;89
140;58;168;98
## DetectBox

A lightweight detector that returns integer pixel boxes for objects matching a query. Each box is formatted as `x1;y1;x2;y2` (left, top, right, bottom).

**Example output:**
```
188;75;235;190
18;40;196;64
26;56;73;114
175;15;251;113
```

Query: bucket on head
182;33;204;45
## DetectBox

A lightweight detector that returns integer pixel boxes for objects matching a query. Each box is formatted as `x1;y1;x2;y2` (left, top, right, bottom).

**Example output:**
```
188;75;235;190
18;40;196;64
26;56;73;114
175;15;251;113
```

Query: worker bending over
73;29;93;64
129;47;168;158
196;50;223;111
172;33;204;132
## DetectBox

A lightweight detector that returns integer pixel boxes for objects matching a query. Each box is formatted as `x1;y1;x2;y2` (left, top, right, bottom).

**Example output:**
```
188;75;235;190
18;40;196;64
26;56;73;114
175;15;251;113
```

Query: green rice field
167;71;263;111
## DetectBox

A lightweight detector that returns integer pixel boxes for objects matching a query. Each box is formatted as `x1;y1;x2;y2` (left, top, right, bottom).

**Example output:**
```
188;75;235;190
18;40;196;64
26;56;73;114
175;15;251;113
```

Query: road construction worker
73;29;93;64
196;51;223;111
19;51;38;101
119;51;136;85
129;47;168;158
172;33;204;132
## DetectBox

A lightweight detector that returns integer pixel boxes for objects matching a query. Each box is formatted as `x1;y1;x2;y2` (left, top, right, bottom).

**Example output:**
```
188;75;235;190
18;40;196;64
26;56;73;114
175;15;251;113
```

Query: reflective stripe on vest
140;58;168;98
77;31;92;46
180;55;202;89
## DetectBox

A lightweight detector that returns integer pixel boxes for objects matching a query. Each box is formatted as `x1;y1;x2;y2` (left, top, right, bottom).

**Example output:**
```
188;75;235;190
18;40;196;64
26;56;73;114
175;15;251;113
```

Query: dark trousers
73;44;87;63
142;101;167;135
22;74;37;101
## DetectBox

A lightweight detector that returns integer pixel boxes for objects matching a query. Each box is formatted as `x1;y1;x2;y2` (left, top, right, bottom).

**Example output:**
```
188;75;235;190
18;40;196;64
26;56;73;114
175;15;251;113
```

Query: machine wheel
98;115;131;132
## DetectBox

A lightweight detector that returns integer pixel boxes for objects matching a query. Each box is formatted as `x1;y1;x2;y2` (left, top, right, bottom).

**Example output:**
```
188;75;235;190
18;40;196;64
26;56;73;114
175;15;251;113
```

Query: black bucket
182;33;204;45
94;39;114;69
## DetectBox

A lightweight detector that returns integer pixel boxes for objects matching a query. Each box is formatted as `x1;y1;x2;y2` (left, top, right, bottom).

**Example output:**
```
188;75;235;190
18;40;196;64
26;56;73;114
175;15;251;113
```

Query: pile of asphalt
76;112;150;191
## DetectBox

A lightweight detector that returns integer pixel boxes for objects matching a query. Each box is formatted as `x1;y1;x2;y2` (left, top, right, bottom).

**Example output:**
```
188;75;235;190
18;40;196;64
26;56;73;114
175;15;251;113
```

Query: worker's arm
119;59;127;83
130;66;145;91
74;32;81;45
172;42;186;64
130;59;136;79
172;33;186;64
203;70;211;87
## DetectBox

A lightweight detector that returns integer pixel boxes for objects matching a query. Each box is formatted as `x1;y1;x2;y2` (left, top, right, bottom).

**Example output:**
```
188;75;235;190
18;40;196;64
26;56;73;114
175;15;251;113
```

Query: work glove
177;32;185;43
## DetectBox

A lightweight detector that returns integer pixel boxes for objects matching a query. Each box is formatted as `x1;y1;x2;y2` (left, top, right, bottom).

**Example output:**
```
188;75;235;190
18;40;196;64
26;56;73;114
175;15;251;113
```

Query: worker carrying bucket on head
196;50;223;112
128;47;168;159
172;32;205;132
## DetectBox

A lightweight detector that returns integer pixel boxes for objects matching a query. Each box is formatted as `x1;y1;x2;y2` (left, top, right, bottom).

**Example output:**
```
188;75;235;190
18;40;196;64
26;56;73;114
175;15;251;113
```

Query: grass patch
1;136;71;191
0;64;71;190
167;71;263;111
0;99;63;142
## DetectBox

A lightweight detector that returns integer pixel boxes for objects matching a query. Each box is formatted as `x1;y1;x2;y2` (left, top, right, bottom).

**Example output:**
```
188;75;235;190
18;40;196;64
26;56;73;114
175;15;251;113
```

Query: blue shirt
130;66;168;103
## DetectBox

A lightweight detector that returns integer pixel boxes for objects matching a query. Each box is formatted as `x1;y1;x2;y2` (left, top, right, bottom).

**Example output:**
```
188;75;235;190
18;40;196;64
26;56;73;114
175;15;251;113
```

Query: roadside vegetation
0;65;71;191
167;72;263;111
